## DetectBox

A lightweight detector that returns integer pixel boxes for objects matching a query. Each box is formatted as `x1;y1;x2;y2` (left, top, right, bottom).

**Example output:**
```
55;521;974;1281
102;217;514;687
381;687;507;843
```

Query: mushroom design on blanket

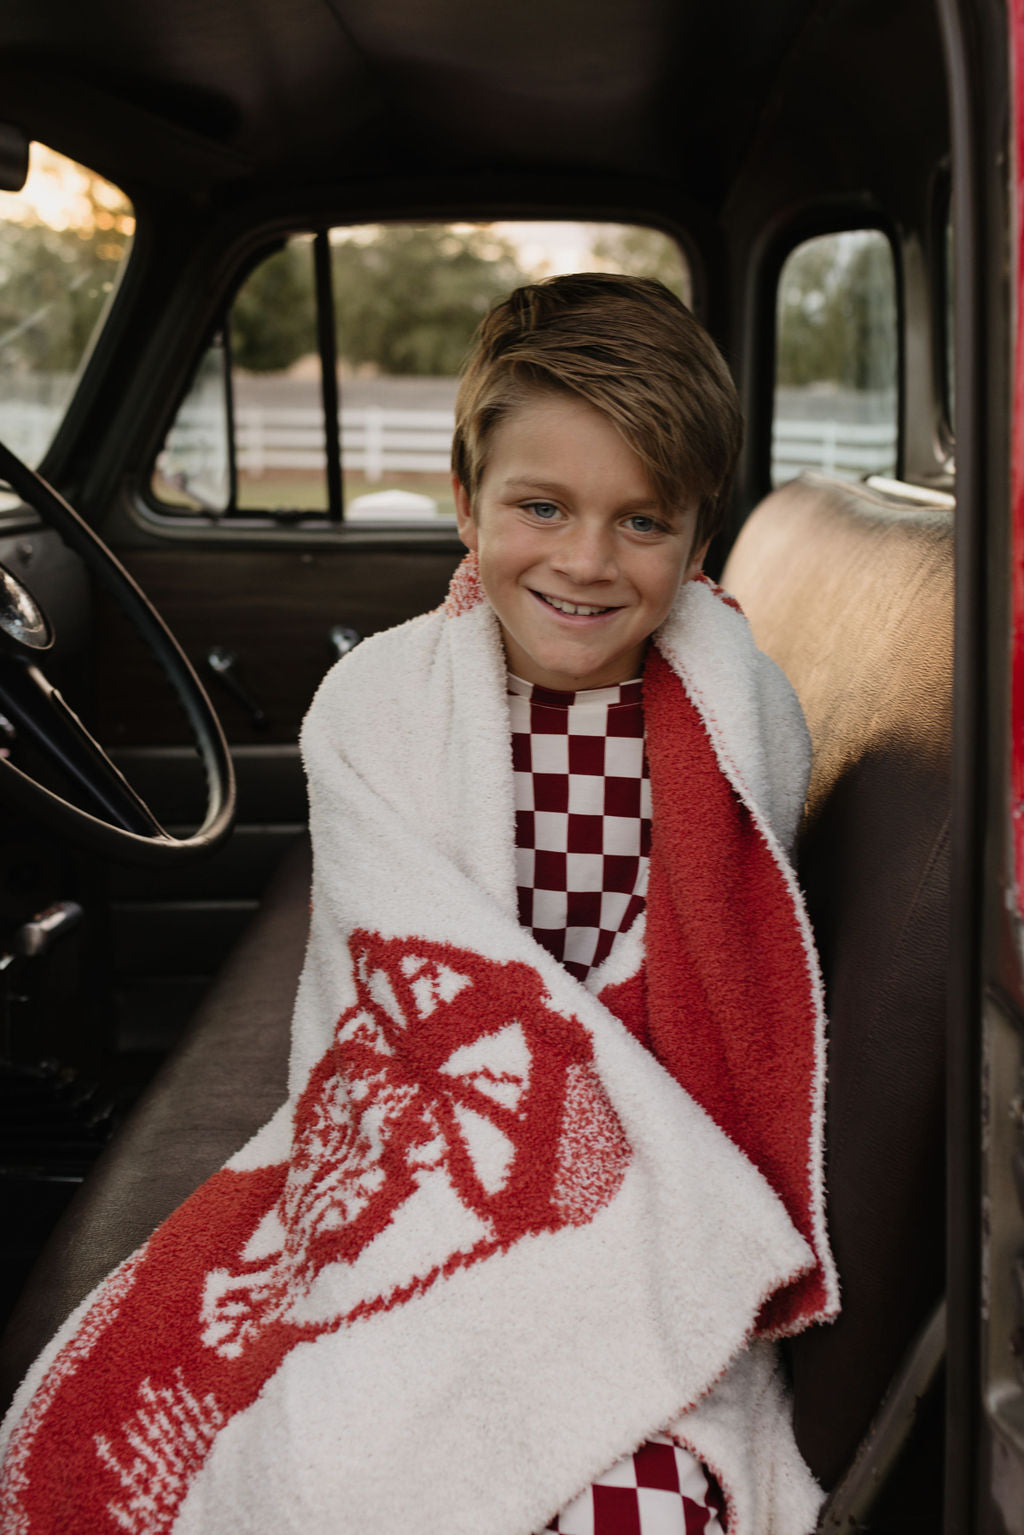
0;932;632;1535
200;929;632;1357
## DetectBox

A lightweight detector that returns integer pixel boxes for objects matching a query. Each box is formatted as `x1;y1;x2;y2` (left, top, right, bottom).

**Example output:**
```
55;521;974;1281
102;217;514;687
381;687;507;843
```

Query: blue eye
625;514;661;534
525;501;560;520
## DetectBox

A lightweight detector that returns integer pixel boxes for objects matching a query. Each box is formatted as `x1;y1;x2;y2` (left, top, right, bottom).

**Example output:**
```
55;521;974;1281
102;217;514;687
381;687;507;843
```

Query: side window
773;230;898;487
150;221;690;526
0;143;133;494
154;236;322;516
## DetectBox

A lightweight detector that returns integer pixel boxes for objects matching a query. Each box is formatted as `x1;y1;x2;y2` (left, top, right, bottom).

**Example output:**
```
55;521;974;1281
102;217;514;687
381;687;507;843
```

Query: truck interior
0;0;1019;1530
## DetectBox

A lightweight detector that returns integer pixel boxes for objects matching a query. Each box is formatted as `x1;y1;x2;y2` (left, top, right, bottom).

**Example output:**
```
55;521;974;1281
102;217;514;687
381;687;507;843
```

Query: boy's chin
503;640;651;693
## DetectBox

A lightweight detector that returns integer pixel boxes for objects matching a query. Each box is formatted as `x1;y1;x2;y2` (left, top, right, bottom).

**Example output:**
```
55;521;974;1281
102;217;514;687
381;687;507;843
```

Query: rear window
772;230;898;486
151;221;690;526
0;144;134;480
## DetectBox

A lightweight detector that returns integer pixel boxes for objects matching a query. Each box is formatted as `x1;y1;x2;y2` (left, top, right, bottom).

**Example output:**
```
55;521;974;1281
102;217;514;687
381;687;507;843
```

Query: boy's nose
551;523;618;585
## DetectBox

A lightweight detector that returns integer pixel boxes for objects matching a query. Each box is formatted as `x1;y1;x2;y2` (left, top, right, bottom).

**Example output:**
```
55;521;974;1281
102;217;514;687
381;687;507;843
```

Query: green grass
238;470;455;517
154;469;456;519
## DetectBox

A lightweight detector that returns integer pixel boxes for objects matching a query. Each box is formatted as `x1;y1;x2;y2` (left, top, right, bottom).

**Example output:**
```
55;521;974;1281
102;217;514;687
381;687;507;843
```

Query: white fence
771;416;896;482
0;399;898;487
234;406;455;479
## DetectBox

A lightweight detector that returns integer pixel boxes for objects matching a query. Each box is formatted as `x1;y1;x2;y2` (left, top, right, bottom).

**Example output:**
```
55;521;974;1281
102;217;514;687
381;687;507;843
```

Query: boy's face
454;392;707;692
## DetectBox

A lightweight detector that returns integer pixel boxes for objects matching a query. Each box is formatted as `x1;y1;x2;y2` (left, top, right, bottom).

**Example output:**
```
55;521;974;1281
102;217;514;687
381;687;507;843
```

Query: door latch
205;646;268;730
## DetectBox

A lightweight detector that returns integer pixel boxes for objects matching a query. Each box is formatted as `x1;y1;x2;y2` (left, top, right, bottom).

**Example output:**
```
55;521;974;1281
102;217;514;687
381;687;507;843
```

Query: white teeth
543;595;610;616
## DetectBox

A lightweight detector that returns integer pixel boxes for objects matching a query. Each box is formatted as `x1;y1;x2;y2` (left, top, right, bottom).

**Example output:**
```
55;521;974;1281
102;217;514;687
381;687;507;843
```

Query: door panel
93;542;463;746
92;538;462;1049
104;747;310;1051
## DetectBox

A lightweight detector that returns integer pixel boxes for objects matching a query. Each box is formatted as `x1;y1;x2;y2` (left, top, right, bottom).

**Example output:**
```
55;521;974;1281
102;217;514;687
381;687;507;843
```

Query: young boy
445;273;834;1532
0;276;836;1535
450;274;739;992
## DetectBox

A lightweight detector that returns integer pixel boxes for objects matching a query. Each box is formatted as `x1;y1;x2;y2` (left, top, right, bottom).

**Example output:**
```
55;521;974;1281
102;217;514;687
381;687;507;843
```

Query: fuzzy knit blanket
0;557;838;1535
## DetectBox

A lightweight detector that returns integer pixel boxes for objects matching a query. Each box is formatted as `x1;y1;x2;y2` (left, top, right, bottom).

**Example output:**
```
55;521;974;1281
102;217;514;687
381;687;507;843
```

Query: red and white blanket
0;559;838;1535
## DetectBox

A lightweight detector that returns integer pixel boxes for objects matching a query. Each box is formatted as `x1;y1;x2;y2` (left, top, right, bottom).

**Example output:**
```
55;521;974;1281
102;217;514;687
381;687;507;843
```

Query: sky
0;144;133;235
327;215;653;281
490;220;600;277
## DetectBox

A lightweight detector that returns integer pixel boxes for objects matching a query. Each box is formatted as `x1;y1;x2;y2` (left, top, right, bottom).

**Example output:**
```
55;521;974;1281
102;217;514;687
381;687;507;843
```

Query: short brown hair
452;272;743;549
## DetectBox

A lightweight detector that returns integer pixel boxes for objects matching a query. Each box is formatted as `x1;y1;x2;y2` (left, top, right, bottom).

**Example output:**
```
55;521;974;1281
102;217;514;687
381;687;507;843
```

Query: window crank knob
205;646;268;730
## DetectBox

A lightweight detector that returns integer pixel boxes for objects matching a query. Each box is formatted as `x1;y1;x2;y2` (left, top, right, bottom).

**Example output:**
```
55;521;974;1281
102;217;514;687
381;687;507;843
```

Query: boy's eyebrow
499;476;668;515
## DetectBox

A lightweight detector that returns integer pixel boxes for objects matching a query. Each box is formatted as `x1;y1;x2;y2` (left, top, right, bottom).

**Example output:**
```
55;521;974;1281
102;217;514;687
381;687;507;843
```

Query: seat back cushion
721;474;952;1487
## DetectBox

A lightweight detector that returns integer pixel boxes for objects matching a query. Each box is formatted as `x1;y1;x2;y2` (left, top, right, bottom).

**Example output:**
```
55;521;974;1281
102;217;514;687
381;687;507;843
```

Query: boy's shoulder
658;578;811;852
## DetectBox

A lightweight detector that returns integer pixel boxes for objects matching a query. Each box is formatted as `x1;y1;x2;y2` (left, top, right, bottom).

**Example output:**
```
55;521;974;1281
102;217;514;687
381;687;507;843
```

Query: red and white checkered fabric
511;678;723;1533
542;1434;725;1534
508;675;651;983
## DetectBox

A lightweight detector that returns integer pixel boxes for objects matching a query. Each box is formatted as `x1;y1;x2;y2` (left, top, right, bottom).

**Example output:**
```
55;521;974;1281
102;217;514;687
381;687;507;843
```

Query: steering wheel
0;439;235;865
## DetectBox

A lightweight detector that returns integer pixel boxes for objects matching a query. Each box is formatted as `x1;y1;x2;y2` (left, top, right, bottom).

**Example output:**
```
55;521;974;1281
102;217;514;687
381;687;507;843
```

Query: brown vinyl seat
722;473;952;1495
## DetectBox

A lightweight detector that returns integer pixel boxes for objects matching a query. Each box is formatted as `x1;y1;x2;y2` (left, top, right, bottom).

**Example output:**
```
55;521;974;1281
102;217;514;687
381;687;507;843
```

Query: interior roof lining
0;0;944;214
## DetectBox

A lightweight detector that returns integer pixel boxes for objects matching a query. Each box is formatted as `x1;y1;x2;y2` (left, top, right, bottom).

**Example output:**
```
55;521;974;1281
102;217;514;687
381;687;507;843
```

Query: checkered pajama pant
541;1436;725;1534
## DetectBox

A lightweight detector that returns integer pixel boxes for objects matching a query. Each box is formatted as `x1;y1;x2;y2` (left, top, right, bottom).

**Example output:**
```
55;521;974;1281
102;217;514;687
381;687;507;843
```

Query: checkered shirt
542;1435;725;1534
511;681;721;1533
508;674;652;984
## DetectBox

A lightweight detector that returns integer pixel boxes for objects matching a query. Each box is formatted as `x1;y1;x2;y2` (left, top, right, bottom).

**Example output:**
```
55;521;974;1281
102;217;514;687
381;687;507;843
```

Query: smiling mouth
535;591;617;617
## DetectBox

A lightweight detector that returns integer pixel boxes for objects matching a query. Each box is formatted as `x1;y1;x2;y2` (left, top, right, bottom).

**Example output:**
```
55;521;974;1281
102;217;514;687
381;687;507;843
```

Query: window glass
150;221;690;524
773;230;897;486
153;236;326;516
152;333;234;514
232;234;325;515
0;144;134;477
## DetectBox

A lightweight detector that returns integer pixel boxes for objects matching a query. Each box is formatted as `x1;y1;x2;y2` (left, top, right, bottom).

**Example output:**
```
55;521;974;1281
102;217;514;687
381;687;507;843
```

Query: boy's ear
685;538;711;581
452;475;478;552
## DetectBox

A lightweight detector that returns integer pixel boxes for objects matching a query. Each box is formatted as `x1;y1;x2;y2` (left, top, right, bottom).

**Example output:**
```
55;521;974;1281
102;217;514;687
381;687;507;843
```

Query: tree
776;233;896;392
331;225;529;376
0;183;133;376
229;224;530;377
844;237;897;391
231;240;316;372
585;224;692;304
